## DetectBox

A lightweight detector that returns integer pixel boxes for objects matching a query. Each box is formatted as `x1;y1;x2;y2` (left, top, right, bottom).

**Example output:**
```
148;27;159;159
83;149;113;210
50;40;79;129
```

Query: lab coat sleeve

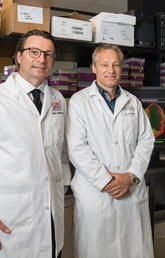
62;99;71;186
66;95;112;191
128;99;155;180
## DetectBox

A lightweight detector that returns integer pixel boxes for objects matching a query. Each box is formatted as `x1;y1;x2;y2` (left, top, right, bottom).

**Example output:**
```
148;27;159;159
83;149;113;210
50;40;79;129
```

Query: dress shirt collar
96;82;120;100
15;73;46;95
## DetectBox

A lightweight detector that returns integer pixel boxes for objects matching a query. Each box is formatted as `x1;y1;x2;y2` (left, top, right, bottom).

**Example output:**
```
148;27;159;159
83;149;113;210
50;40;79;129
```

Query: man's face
92;49;121;91
17;35;55;87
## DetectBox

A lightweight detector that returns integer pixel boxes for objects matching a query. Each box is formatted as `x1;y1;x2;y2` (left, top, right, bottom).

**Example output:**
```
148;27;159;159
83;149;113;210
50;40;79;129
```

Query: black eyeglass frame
21;47;56;60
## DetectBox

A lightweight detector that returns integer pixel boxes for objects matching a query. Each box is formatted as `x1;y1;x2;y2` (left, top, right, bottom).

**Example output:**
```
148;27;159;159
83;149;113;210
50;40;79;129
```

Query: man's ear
92;64;96;74
16;51;22;65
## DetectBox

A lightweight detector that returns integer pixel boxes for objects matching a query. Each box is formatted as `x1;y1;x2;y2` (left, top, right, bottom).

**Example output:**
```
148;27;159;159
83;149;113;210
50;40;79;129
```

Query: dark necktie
31;89;42;114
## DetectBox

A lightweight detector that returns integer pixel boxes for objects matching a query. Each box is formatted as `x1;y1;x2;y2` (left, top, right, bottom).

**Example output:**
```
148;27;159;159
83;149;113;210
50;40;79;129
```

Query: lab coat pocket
122;111;138;143
0;192;33;238
73;178;112;212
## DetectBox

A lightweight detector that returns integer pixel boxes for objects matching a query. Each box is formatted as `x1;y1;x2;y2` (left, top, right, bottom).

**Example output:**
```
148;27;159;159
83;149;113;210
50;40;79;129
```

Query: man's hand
0;220;11;250
103;172;131;199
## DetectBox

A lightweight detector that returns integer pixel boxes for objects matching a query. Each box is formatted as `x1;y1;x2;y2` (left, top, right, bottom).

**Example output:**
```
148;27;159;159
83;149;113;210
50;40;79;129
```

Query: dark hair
14;29;56;66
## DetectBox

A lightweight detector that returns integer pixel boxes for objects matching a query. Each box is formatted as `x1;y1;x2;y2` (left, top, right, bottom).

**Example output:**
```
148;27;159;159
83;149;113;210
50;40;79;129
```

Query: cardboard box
62;11;89;22
12;0;53;8
90;12;135;47
90;12;136;25
51;15;92;42
1;0;50;35
92;21;134;47
118;13;136;25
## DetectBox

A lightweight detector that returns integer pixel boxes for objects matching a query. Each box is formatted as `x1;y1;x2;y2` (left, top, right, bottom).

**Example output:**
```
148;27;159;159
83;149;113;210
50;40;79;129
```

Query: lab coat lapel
41;85;52;119
113;87;130;119
89;82;114;118
4;74;40;116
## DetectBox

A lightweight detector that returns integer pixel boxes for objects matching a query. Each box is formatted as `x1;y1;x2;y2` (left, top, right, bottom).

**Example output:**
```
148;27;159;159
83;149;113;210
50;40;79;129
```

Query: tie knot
31;89;41;98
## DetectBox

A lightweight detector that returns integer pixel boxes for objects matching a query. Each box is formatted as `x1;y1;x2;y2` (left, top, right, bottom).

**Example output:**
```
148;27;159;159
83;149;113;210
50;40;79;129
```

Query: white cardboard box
90;12;135;47
90;12;136;25
118;13;136;25
92;21;134;46
51;16;92;42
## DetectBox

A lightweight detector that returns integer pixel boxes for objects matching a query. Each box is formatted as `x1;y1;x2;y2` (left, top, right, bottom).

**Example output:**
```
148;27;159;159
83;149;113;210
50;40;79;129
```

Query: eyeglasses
21;47;56;60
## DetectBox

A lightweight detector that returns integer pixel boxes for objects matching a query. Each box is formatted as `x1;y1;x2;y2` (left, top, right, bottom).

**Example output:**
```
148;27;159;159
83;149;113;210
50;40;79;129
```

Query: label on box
59;21;89;39
17;5;43;24
51;16;92;41
95;22;134;46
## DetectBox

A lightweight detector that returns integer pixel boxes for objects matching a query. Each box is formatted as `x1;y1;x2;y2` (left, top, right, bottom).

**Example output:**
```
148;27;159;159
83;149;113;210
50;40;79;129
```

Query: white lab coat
66;81;155;258
0;73;71;258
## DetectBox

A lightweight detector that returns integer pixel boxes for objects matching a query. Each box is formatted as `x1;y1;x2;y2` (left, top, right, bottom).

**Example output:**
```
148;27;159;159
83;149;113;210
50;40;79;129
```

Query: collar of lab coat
15;72;46;94
89;81;131;118
2;73;53;120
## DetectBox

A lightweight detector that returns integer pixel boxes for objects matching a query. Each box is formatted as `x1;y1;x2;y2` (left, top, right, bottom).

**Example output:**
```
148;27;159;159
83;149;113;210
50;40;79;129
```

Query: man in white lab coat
66;44;155;258
0;30;70;258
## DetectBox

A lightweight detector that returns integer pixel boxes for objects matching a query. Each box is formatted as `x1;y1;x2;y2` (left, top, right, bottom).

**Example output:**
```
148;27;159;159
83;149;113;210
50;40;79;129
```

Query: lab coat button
45;176;49;182
45;206;49;210
115;141;118;145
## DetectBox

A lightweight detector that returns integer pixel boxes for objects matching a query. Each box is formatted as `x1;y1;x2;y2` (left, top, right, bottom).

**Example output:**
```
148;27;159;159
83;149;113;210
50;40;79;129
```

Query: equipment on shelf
127;10;155;48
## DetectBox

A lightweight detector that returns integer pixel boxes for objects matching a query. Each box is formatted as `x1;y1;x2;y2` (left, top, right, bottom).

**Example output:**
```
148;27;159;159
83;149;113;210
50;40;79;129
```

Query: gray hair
92;44;124;65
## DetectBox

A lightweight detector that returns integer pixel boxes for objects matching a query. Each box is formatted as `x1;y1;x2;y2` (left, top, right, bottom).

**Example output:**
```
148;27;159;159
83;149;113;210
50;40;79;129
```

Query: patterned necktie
31;89;42;114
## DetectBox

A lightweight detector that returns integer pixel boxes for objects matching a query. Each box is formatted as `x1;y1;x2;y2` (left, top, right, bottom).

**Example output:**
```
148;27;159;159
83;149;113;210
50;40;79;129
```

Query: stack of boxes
48;66;96;95
48;73;69;97
127;57;145;87
77;67;96;91
48;69;77;97
48;61;78;97
0;64;18;83
121;57;145;88
160;63;165;87
120;61;129;88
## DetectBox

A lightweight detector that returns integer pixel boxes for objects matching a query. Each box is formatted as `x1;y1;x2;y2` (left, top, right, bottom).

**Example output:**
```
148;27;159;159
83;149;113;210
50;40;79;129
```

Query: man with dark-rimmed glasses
0;29;70;258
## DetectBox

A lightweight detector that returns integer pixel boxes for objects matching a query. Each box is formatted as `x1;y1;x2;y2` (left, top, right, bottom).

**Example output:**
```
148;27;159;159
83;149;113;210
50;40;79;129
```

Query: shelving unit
0;6;164;87
0;34;161;86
